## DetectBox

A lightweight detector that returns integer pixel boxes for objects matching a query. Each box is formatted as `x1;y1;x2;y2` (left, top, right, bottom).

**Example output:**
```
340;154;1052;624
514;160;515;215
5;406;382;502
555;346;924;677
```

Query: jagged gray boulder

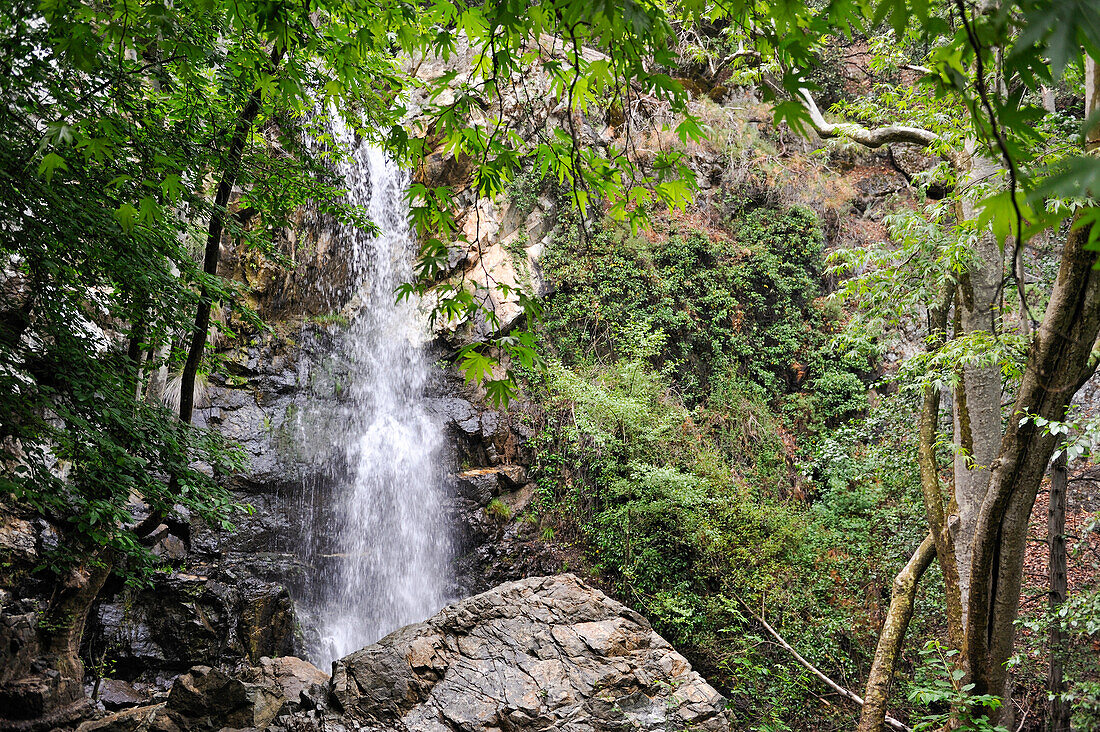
319;574;729;732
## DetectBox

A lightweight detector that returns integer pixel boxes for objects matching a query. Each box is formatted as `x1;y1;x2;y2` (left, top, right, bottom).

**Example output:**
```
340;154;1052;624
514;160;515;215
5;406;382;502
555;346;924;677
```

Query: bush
523;202;926;731
541;206;848;407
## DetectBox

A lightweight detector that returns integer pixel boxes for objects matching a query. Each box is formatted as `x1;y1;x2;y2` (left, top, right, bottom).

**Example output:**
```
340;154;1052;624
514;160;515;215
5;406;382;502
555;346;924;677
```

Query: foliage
521;198;935;728
908;642;1007;732
0;0;707;580
0;109;246;577
541;206;853;405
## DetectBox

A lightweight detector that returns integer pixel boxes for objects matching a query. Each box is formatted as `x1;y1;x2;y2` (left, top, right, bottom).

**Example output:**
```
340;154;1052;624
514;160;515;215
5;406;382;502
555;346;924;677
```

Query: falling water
302;127;450;670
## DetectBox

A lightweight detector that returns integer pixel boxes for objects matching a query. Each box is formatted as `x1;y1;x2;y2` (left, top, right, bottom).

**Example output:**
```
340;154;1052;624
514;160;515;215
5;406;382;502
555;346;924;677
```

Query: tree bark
952;151;1005;628
177;86;263;424
1047;451;1069;732
964;220;1100;707
964;52;1100;713
799;89;938;148
857;533;936;732
37;550;114;706
918;383;965;648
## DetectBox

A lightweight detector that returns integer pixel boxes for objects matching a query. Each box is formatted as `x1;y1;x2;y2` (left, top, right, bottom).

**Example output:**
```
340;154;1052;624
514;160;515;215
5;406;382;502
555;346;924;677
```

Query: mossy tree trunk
36;550;115;708
856;533;936;732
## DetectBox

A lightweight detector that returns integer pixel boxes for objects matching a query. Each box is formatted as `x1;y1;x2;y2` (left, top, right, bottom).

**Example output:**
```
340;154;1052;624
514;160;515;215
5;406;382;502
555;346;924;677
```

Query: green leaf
37;152;68;182
114;203;138;233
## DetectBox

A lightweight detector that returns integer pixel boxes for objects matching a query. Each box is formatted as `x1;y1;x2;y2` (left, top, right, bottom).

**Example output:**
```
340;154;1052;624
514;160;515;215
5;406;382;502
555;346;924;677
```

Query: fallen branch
736;597;913;732
798;88;937;149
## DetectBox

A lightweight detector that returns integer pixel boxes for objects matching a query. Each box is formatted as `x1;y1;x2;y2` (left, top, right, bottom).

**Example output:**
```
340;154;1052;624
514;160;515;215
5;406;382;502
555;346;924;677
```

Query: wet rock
455;466;525;505
90;573;297;675
0;668;88;727
84;658;327;732
321;574;729;732
96;679;148;711
165;665;285;731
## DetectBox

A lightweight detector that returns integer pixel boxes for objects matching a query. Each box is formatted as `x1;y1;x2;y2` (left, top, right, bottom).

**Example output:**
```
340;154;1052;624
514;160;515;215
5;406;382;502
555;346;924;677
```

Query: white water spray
305;130;450;670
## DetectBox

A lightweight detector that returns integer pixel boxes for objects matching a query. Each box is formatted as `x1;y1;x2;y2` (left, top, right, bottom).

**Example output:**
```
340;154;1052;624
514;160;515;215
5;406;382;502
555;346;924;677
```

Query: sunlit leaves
113;202;138;232
976;189;1033;252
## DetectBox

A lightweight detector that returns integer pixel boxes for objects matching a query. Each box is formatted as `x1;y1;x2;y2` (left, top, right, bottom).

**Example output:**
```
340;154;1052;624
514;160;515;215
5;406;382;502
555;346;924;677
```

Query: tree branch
798;89;938;149
857;533;936;732
738;597;913;732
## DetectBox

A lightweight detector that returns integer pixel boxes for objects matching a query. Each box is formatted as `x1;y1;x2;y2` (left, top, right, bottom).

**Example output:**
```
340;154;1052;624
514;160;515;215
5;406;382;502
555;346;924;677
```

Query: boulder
74;657;328;732
165;665;282;731
239;656;329;702
96;679;148;711
326;574;730;732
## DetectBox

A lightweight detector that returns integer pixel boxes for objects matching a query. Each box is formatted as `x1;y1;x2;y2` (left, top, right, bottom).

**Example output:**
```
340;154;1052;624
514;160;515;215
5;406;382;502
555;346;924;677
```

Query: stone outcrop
68;576;729;732
74;657;329;732
304;574;729;732
91;572;297;678
428;394;563;594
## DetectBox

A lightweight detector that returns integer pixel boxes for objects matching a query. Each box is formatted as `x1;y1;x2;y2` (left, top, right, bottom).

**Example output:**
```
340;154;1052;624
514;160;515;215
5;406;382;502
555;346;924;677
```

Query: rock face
67;576;728;732
321;574;729;732
74;657;330;732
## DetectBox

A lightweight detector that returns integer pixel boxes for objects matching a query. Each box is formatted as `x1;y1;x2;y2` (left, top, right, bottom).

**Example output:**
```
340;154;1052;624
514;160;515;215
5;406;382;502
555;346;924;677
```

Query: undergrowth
517;201;934;730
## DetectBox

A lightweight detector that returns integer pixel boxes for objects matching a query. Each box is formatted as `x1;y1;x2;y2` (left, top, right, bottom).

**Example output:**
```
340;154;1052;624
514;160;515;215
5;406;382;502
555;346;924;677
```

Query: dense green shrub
541;206;845;406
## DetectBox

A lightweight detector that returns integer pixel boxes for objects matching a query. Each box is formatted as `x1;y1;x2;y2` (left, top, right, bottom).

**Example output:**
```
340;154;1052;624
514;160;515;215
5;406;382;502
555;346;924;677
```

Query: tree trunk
37;550;114;706
1087;56;1099;152
964;52;1100;715
857;533;936;732
916;285;966;647
178;43;285;423
964;219;1100;709
1047;451;1069;732
177;87;264;424
952;151;1005;627
919;383;965;648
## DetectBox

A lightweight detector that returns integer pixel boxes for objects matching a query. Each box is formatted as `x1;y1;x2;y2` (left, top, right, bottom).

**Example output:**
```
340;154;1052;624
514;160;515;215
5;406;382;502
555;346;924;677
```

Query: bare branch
798;88;938;149
737;597;913;732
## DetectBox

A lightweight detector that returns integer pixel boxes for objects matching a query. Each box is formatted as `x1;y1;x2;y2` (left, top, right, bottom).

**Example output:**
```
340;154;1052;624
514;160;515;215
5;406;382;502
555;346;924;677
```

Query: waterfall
301;127;451;670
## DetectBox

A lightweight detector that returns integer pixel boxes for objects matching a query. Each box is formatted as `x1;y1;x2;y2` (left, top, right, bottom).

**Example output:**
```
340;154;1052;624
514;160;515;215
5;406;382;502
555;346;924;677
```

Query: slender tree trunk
916;285;966;648
1087;56;1099;153
178;44;285;423
857;533;936;732
1047;451;1069;732
953;151;1005;627
126;315;146;402
177;87;264;424
964;52;1100;714
964;220;1100;707
919;383;965;648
